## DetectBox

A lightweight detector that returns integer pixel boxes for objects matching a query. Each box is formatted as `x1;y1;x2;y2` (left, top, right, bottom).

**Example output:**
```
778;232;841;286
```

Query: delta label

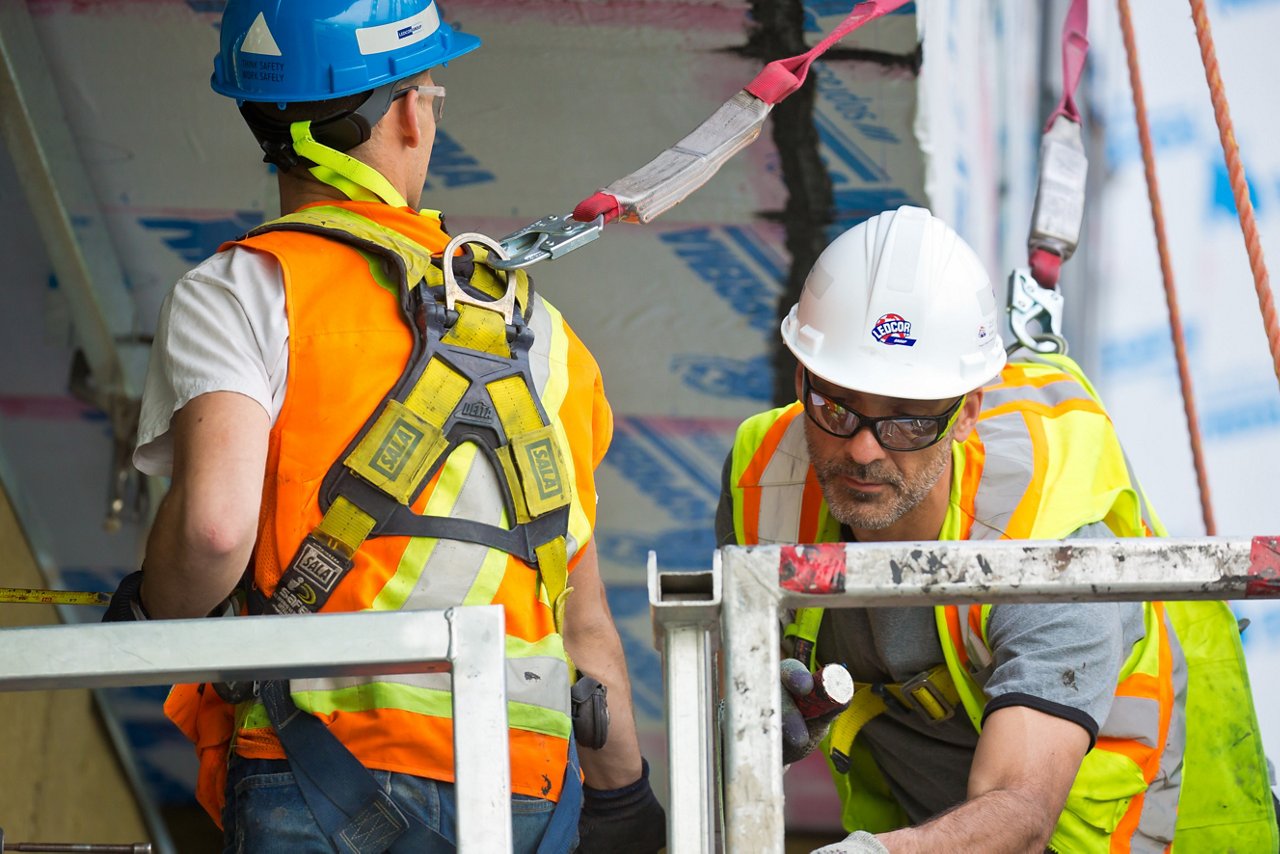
871;313;918;347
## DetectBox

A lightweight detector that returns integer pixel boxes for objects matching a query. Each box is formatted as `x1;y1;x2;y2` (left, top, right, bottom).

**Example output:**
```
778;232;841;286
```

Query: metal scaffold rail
649;536;1280;853
0;606;513;853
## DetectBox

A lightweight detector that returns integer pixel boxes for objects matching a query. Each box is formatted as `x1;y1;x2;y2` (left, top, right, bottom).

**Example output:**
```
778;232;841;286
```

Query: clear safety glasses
393;84;447;123
802;370;966;452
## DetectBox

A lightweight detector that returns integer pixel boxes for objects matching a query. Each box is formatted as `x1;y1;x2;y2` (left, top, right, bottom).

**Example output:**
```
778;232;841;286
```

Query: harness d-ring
443;232;518;324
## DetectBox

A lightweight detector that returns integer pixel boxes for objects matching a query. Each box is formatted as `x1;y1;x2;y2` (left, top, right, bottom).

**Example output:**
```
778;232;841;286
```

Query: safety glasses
393;84;447;123
802;370;966;451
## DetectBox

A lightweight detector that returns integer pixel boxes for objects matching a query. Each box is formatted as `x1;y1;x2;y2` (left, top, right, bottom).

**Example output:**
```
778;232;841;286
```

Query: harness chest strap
247;207;573;629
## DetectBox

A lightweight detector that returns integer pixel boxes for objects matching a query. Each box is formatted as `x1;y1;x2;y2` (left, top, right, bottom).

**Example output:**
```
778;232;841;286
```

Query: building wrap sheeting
0;0;1275;841
1085;0;1280;784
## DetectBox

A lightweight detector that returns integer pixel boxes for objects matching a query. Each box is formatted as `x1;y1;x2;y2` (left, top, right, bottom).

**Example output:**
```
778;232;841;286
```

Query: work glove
576;758;667;854
811;831;891;854
780;658;848;765
102;570;148;622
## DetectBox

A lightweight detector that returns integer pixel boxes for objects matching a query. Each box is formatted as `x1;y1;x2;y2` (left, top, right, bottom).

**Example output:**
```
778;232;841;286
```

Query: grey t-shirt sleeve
980;522;1146;742
715;449;738;547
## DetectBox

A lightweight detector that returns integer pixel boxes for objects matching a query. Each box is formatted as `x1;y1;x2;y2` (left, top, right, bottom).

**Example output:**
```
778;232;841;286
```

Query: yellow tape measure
0;587;111;606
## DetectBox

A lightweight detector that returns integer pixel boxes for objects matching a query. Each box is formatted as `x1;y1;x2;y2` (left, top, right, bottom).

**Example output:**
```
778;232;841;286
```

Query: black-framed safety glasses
802;370;966;451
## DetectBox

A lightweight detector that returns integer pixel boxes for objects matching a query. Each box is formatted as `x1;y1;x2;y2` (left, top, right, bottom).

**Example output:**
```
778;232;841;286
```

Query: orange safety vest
165;200;610;823
727;354;1277;851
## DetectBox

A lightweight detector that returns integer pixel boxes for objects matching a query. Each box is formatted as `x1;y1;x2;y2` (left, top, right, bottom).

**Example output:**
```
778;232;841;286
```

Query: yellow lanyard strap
827;664;960;773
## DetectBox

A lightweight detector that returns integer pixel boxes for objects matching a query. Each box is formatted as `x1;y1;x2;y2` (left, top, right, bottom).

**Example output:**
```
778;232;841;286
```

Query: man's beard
806;433;950;531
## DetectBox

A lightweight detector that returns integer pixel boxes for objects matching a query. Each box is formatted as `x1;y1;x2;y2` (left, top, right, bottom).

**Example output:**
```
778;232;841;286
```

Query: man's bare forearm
879;787;1054;853
141;483;257;618
140;392;270;619
562;541;645;789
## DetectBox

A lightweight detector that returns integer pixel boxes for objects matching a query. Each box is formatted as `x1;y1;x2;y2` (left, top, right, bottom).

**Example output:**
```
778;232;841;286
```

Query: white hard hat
781;205;1006;400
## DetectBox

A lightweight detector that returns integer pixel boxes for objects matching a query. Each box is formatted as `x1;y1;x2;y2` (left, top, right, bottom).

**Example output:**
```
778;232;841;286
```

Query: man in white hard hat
717;206;1276;852
102;1;665;851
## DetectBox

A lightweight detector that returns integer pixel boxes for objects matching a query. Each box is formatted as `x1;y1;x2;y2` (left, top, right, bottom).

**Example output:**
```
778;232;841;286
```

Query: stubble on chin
806;434;950;532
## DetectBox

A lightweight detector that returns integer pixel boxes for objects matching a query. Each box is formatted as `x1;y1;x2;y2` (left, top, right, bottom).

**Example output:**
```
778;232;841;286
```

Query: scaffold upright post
720;549;786;853
649;551;721;853
448;604;513;852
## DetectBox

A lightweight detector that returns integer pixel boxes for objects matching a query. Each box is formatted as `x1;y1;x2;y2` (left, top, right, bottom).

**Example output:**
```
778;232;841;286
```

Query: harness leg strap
258;679;445;853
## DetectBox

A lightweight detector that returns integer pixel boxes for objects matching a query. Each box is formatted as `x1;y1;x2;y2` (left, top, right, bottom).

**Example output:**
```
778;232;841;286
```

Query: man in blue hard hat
107;2;665;851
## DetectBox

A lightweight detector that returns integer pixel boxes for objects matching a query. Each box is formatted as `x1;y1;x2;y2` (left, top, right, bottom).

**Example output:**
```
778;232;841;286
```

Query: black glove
102;570;149;622
780;658;847;765
576;758;667;853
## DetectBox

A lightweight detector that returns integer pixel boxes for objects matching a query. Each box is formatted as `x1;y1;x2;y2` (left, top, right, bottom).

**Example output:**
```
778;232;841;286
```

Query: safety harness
231;204;580;854
244;205;573;627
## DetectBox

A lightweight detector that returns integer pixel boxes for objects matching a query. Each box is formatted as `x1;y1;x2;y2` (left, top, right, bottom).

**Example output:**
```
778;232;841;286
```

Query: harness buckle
442;232;519;324
1007;267;1067;355
487;212;606;271
898;670;956;724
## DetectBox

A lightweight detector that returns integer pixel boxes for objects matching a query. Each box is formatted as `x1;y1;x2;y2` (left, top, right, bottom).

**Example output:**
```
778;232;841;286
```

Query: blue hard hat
212;0;481;103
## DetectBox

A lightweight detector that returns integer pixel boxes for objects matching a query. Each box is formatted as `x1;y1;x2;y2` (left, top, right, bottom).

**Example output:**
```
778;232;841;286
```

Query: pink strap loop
1029;248;1064;291
572;192;622;224
572;0;912;221
746;0;914;105
1045;0;1089;130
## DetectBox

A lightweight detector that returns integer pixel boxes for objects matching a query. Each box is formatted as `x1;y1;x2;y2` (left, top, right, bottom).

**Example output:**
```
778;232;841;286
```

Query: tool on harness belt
793;663;855;720
0;587;111;607
1008;0;1088;356
571;673;610;750
827;664;959;774
488;0;913;272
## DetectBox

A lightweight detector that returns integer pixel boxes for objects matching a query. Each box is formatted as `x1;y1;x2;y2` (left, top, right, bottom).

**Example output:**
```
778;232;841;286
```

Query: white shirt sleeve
133;246;290;477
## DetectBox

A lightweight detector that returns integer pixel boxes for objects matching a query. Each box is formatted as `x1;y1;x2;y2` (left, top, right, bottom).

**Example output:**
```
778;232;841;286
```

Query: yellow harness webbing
248;206;572;630
826;664;961;773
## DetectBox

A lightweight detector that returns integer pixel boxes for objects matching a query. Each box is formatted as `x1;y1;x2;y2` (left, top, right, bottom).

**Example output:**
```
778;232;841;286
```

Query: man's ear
794;363;805;403
391;88;423;149
951;388;983;443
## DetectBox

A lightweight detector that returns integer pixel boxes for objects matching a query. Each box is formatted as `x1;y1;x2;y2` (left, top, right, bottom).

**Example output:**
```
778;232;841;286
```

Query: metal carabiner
1007;267;1068;355
486;212;606;271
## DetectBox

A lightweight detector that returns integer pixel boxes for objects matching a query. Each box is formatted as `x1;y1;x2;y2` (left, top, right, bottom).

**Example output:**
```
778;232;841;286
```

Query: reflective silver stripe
982;378;1090;411
1130;611;1188;849
1100;696;1160;748
527;292;552;399
404;448;507;608
505;655;572;713
753;416;811;545
958;606;994;671
292;655;571;716
968;410;1035;541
